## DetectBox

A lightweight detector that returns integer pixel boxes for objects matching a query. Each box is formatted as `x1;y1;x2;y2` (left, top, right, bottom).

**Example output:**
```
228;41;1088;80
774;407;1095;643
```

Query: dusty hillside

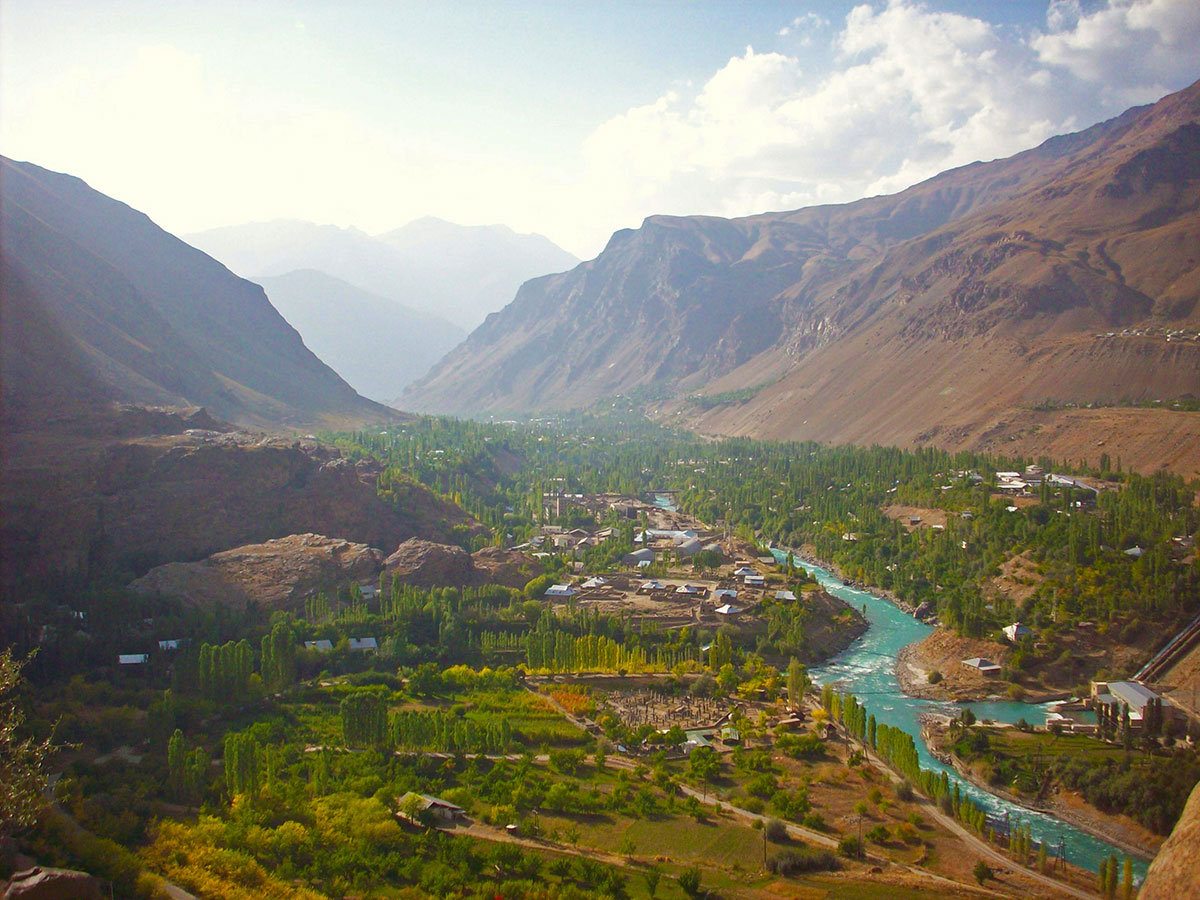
406;81;1200;473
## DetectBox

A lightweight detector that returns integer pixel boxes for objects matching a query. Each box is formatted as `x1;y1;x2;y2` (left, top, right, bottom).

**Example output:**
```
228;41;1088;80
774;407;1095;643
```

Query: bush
764;818;788;843
837;836;862;858
865;824;890;844
895;781;914;802
676;866;702;898
802;812;827;831
973;860;993;884
766;848;839;876
928;670;943;684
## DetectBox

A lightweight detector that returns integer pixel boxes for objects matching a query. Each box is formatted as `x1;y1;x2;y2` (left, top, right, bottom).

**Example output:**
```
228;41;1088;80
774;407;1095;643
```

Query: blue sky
2;1;1197;257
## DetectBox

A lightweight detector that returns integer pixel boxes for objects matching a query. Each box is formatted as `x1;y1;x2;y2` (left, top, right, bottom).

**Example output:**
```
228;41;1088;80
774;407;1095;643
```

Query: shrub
764;818;788;843
676;866;702;898
766;848;839;876
802;812;827;831
895;781;914;802
837;836;862;858
865;824;890;844
928;670;943;684
973;860;993;884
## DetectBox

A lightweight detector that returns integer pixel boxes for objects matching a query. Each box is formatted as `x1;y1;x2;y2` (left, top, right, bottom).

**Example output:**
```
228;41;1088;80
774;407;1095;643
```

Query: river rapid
770;549;1150;878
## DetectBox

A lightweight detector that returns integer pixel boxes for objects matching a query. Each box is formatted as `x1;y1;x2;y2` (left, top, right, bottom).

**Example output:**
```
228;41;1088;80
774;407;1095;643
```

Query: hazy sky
2;0;1197;258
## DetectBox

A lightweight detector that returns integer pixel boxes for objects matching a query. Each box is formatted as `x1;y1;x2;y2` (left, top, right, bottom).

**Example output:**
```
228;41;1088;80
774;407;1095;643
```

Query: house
775;590;797;602
544;584;578;599
675;537;704;557
743;574;766;587
581;576;608;590
304;639;334;652
1002;623;1033;643
714;604;743;616
713;588;738;601
349;637;378;652
639;580;667;594
622;548;656;566
1124;546;1145;558
118;653;149;666
397;792;466;824
720;726;741;744
675;584;705;597
157;639;183;651
961;657;1002;676
732;567;757;577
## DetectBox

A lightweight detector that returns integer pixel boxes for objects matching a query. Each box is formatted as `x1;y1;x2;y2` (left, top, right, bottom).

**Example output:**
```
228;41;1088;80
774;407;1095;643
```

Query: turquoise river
768;548;1151;880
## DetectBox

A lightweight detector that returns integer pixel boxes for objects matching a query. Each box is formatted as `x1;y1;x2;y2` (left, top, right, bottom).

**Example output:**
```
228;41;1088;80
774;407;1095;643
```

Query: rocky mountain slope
406;80;1200;473
185;216;579;330
0;157;392;431
254;270;465;403
1139;779;1200;899
0;409;477;587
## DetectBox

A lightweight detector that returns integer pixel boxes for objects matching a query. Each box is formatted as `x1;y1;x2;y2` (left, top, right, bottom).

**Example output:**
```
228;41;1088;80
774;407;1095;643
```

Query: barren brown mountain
407;80;1200;473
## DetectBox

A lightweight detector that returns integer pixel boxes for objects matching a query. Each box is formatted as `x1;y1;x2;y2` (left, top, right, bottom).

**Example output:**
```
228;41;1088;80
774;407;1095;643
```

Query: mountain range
0;156;392;431
406;79;1200;474
253;270;465;404
185;216;579;331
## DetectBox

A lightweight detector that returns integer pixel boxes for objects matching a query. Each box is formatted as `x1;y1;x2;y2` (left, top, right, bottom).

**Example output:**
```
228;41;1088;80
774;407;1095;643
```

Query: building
304;639;334;652
961;657;1002;676
622;548;656;566
713;588;738;601
714;604;743;616
1092;681;1163;723
1002;622;1033;643
397;792;466;824
639;580;667;594
675;584;705;597
775;589;797;602
349;637;378;652
581;576;608;590
544;584;578;599
744;574;766;587
157;639;183;651
118;653;149;666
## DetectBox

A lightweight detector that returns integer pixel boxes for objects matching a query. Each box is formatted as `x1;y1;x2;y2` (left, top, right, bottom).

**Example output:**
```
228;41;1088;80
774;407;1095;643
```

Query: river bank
922;719;1161;861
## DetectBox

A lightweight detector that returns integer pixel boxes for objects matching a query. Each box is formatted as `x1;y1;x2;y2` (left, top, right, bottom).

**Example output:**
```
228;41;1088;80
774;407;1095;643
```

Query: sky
2;0;1198;259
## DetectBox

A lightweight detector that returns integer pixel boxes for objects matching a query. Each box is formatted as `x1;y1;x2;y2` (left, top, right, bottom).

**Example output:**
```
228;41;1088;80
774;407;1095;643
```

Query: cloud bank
576;0;1200;252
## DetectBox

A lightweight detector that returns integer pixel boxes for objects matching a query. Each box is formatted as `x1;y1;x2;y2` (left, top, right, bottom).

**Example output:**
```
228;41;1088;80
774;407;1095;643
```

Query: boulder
385;538;475;588
1139;779;1200;900
4;866;102;900
470;546;543;590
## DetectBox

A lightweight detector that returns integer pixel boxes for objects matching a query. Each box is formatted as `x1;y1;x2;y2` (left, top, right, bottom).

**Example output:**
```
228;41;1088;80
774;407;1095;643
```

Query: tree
786;658;809;707
341;692;388;749
0;650;52;835
973;860;992;885
688;746;718;796
643;866;662;898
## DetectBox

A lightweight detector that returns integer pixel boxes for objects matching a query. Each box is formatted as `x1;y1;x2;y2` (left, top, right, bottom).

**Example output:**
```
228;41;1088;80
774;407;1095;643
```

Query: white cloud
1033;0;1200;104
570;0;1199;251
779;12;830;43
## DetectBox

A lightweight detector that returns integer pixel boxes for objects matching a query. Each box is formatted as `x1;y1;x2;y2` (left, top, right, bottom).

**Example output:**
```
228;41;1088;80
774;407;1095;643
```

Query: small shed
349;637;378;652
961;657;1002;677
397;792;466;824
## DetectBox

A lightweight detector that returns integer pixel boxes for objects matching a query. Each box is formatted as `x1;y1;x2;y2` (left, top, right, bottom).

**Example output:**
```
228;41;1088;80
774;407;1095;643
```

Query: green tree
0;650;52;835
786;658;809;707
340;691;388;749
973;860;992;885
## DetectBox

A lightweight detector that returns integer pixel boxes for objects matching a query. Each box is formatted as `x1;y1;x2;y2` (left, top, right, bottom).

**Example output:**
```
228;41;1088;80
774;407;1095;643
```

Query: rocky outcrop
469;546;543;590
130;534;384;612
3;867;101;900
1;417;476;586
1139;780;1200;899
385;539;475;588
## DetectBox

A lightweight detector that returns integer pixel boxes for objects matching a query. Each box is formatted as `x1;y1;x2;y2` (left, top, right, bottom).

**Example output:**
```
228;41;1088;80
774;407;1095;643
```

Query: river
770;548;1150;879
